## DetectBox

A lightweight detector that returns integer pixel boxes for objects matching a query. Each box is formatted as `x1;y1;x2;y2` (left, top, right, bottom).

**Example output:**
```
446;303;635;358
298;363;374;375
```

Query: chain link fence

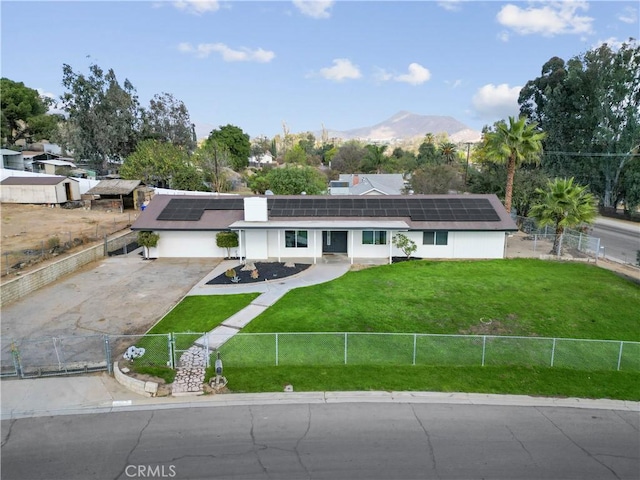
513;216;601;261
1;218;137;278
2;332;638;379
218;333;640;372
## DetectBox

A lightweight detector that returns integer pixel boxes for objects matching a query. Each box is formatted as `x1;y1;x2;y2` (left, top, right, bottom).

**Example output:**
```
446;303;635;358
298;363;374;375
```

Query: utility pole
464;142;472;187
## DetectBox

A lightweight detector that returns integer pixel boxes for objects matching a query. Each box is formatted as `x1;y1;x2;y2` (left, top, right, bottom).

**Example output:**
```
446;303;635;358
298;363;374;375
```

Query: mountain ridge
320;111;482;143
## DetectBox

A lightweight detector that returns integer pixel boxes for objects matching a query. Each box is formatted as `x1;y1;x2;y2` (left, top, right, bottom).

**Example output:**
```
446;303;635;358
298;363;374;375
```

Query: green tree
519;41;640;209
283;144;308;165
528;177;597;255
331;141;366;173
205;124;251;172
438;141;458;165
137;231;159;259
60;63;142;172
142;92;195;151
417;133;439;165
362;144;389;173
194;140;232;192
266;166;327;195
121;139;196;188
409;164;463;194
216;231;239;258
392;233;417;259
1;78;60;145
485;116;546;215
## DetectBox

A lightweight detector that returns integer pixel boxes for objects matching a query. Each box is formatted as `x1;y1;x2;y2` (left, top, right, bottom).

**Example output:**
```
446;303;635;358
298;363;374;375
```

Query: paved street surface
2;402;638;480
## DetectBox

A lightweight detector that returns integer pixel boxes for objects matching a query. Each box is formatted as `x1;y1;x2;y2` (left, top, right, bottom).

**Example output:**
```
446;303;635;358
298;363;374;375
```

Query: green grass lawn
242;259;640;341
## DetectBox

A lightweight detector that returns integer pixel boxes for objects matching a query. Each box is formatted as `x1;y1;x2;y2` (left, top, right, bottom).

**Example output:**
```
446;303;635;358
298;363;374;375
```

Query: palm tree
528;177;597;255
485;116;546;215
438;141;458;165
363;144;388;174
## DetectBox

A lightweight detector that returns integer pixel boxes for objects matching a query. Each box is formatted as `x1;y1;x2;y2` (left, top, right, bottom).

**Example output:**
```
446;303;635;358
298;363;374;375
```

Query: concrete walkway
169;259;351;396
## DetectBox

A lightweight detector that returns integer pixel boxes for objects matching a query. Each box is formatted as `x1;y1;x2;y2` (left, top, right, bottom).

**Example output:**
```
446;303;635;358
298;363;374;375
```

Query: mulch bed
206;261;311;285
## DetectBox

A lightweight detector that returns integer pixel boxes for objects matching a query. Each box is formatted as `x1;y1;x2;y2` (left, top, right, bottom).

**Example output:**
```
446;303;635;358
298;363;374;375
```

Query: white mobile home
132;194;517;263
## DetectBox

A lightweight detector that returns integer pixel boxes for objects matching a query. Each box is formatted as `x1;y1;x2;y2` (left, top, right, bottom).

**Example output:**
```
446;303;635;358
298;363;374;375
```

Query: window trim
285;230;308;248
362;230;387;245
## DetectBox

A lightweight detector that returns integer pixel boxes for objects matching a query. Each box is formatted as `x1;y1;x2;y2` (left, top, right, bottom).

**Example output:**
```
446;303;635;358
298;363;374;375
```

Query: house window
362;230;387;245
423;231;448;245
285;230;308;248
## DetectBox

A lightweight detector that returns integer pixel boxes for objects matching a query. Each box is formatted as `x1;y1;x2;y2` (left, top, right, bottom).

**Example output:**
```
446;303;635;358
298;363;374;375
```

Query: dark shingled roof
0;176;75;186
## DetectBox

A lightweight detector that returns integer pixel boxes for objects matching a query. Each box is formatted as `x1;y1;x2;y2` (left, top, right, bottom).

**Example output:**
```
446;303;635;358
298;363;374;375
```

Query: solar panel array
157;197;501;222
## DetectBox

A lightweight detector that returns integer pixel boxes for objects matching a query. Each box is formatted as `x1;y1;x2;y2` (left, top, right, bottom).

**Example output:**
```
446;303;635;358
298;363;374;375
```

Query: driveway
1;256;218;342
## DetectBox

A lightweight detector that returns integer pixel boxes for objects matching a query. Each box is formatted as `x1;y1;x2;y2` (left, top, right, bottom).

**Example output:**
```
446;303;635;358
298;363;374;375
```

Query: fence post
550;338;556;367
412;334;417;366
104;335;113;374
168;334;175;369
275;333;279;366
103;234;108;256
617;341;624;371
344;333;348;365
481;336;486;366
533;234;537;252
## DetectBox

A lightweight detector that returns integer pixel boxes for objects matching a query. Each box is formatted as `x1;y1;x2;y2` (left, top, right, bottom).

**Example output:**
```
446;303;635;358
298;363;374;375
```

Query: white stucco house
132;194;517;263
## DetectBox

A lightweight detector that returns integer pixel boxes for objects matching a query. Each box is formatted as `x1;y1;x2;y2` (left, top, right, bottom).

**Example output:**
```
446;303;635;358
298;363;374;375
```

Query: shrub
216;231;239;258
225;268;237;278
393;233;417;258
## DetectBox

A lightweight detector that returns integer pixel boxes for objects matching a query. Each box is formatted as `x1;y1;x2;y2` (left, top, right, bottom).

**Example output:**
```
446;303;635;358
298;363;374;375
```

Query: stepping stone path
171;345;207;396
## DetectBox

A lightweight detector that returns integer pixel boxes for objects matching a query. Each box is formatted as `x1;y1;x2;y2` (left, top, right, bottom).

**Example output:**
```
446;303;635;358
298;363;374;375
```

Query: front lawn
242;259;640;341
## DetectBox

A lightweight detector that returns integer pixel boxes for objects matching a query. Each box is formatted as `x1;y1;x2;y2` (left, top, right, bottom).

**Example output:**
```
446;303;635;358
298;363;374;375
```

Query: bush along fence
514;216;601;261
2;332;639;379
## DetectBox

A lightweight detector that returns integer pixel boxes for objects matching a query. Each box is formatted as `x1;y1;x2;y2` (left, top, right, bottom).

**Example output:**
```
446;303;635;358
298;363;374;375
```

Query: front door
322;231;348;253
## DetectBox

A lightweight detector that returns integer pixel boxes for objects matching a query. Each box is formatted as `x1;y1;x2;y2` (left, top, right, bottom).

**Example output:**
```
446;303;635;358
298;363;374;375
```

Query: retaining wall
0;230;137;306
113;362;158;397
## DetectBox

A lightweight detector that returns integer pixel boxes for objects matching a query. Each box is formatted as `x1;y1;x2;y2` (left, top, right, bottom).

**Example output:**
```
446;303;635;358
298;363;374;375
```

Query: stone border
113;362;158;398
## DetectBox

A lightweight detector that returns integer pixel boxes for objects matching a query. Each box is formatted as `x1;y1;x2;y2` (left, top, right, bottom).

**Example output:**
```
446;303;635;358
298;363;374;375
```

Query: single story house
32;159;76;175
0;176;81;204
84;179;153;211
329;174;406;195
132;194;517;263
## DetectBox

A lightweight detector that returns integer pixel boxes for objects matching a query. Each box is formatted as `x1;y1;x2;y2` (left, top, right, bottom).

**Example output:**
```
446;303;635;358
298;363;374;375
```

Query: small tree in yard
216;231;238;259
393;233;417;259
137;231;159;259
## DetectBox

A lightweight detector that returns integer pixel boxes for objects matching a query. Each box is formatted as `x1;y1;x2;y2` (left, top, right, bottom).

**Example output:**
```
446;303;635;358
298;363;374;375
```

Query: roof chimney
352;174;359;186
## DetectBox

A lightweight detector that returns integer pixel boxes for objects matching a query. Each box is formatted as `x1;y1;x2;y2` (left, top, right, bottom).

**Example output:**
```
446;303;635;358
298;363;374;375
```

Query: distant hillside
321;111;481;143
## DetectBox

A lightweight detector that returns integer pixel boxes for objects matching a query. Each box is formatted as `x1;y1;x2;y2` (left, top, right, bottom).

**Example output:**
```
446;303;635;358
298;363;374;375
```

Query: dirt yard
1;203;137;278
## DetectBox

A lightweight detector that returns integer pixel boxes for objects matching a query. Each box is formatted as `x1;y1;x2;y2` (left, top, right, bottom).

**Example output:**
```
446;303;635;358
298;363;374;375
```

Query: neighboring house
32;159;76;175
84;179;153;211
329;174;406;195
0;176;81;204
249;151;275;165
132;194;517;263
1;149;24;171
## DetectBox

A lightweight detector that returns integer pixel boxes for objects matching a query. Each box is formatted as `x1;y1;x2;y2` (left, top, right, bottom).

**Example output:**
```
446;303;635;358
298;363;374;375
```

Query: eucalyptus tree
142;92;196;151
485;116;546;214
528;177;597;255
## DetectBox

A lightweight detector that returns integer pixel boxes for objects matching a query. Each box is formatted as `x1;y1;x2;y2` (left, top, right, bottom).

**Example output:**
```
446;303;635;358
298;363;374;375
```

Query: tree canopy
519;40;640;209
142;92;196;151
205;124;251;171
248;165;327;195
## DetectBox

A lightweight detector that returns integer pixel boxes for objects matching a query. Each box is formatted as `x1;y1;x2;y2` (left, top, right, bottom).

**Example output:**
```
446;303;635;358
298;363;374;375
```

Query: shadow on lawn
206;261;311;285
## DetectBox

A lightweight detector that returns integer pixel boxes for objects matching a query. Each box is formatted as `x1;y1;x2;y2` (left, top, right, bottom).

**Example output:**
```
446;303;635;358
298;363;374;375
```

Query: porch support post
313;230;317;264
350;230;354;264
278;230;281;262
389;230;393;264
238;229;243;262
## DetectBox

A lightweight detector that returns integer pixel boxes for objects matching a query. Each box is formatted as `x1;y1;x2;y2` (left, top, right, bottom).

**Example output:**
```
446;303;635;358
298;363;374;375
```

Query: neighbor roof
132;194;517;232
33;159;76;167
0;176;77;186
85;179;142;195
338;174;406;195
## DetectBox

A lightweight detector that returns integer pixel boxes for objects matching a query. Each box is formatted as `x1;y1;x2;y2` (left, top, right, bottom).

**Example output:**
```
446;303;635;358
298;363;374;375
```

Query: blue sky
1;1;638;139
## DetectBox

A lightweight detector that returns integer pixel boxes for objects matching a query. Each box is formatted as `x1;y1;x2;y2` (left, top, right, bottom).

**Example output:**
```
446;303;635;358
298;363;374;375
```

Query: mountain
321;111;482;143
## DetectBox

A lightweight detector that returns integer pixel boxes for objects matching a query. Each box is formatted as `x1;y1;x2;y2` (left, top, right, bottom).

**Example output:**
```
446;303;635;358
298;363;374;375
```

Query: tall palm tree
364;144;388;174
438;141;458;165
485;116;546;215
528;177;597;255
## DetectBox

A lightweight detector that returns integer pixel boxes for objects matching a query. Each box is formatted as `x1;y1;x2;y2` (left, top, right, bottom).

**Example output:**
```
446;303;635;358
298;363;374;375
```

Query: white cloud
178;42;275;62
373;67;393;83
618;6;638;24
318;59;361;82
497;1;593;37
472;83;522;121
437;1;462;12
173;0;220;15
293;0;334;19
394;63;431;85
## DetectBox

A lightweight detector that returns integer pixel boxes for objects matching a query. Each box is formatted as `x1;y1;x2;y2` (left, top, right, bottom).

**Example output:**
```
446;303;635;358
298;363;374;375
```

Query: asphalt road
592;218;640;264
2;403;638;480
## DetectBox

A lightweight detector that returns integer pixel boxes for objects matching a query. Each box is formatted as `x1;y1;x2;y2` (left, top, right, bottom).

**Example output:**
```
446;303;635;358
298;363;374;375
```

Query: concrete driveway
1;256;218;342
